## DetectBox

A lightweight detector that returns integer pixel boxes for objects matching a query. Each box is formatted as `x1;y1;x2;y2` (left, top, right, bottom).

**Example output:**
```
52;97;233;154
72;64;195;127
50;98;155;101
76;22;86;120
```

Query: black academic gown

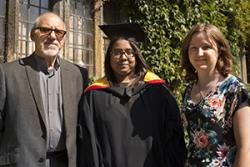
77;72;187;167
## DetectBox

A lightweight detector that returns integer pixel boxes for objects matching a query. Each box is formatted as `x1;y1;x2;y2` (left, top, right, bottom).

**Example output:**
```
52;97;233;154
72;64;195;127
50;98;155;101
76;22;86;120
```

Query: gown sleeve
162;86;187;167
77;91;102;167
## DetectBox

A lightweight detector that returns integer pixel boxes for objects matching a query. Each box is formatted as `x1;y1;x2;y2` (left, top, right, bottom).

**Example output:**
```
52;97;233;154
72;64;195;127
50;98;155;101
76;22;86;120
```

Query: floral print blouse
182;74;249;167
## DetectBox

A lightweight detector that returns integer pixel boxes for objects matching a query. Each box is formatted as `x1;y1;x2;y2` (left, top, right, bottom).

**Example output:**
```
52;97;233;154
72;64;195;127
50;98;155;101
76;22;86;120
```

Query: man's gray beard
43;48;60;57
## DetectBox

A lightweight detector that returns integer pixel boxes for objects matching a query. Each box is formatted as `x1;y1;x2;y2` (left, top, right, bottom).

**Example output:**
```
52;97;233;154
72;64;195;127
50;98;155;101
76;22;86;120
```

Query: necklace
196;82;218;99
199;88;212;98
199;90;205;98
192;73;224;102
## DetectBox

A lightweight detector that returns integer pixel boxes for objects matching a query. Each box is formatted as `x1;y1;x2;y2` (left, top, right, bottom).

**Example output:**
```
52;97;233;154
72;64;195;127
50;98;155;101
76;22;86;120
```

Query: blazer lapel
24;55;47;127
60;60;73;132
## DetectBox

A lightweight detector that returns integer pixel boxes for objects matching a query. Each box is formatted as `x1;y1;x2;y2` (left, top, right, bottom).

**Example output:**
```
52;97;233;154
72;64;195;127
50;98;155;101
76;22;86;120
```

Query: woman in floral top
181;23;250;167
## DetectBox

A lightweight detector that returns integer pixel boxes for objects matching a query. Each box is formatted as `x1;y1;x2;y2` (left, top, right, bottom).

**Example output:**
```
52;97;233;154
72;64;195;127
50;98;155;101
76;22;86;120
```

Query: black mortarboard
99;23;148;44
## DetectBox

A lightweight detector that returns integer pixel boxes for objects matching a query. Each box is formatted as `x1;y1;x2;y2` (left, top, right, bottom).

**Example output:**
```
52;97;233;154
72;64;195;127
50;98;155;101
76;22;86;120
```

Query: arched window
18;0;49;58
69;0;94;75
0;0;6;62
102;0;129;59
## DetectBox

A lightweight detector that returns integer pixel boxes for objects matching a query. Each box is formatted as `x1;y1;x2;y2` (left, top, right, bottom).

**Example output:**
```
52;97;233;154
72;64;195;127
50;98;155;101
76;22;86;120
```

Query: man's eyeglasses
33;27;67;40
111;48;135;59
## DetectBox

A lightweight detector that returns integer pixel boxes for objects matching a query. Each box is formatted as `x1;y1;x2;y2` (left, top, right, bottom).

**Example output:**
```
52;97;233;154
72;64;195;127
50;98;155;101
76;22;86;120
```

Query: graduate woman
77;23;187;167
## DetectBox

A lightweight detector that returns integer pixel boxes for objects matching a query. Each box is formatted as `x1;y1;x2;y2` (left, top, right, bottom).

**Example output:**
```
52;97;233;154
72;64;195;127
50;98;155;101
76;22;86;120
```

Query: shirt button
38;157;45;162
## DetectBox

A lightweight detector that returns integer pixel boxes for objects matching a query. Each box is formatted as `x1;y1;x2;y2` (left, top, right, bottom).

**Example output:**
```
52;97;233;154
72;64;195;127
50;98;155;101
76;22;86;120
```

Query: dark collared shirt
35;55;65;152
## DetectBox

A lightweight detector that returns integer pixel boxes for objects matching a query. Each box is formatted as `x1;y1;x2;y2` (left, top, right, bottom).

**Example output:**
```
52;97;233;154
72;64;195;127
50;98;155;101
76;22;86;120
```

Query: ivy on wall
102;0;250;102
128;0;250;103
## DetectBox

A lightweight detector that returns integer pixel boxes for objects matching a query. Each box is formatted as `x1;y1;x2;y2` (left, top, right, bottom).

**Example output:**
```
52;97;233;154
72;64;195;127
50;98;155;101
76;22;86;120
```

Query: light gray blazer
0;54;88;167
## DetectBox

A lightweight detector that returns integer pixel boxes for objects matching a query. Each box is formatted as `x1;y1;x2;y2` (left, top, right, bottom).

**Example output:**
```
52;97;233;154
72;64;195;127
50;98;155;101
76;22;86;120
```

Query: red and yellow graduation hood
85;71;165;93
